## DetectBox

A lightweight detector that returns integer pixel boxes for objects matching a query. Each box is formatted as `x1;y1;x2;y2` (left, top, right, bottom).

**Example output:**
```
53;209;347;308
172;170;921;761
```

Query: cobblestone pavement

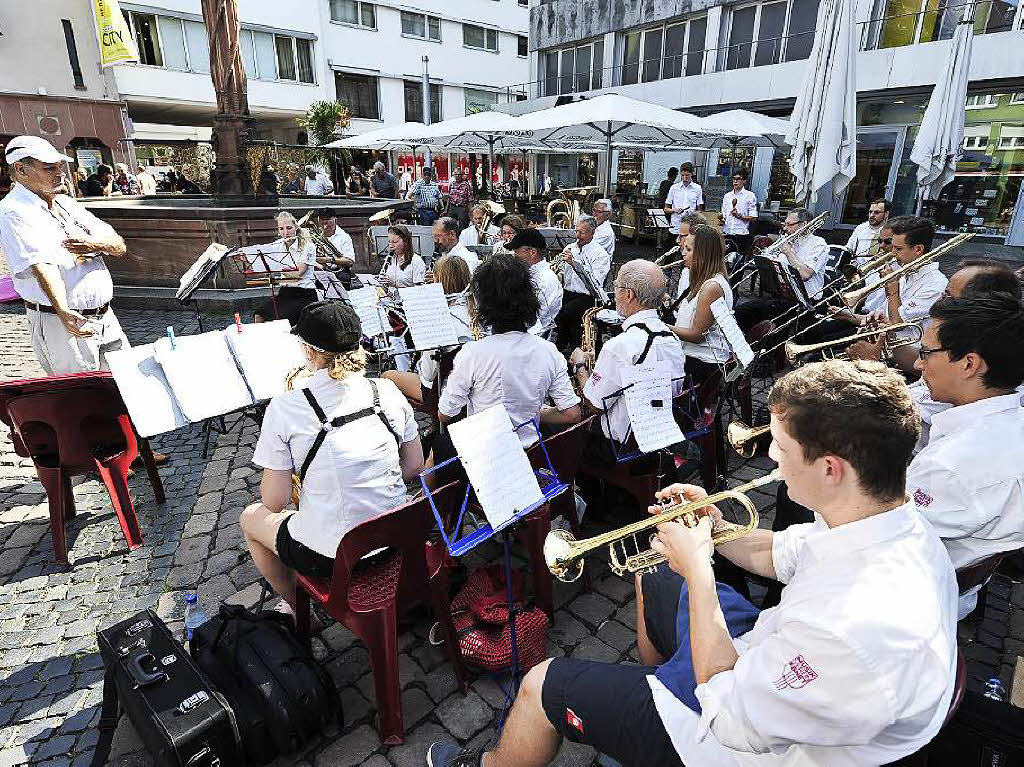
1;297;1021;767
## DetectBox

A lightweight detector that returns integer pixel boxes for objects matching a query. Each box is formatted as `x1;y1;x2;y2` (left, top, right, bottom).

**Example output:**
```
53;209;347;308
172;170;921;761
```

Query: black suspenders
298;379;402;482
630;322;675;364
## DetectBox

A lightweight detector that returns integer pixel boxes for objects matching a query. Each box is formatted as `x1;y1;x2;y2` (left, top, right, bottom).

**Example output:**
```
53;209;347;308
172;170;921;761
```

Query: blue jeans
417;208;438;226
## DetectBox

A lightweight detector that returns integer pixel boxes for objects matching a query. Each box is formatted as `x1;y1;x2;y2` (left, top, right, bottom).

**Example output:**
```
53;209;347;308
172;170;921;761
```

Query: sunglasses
880;237;893;245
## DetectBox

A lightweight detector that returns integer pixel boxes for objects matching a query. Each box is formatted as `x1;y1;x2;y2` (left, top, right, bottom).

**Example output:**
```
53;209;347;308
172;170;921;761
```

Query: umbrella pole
488;138;496;201
605;122;613;199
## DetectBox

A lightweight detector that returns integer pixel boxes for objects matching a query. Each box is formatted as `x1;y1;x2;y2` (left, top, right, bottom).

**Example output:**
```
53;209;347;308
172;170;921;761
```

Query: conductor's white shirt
561;240;611;297
252;372;418;558
721;189;758;236
458;223;499;247
584;309;686;443
907;392;1024;618
438;331;579;447
0;182;117;308
529;260;563;336
594;220;616;259
650;501;958;766
448;242;480;272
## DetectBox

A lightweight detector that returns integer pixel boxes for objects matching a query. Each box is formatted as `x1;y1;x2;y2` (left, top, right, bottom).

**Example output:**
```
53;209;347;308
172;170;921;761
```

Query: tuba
545;470;782;581
477;199;506;244
546;198;572;228
571;306;600;397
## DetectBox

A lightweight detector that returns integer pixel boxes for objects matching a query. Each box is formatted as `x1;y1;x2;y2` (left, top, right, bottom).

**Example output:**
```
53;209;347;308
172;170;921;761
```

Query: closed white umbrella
910;5;975;208
785;0;858;206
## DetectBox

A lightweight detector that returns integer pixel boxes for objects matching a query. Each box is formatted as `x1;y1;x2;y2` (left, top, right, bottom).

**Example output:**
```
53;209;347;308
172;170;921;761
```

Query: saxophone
573;306;600;397
285;364;312;506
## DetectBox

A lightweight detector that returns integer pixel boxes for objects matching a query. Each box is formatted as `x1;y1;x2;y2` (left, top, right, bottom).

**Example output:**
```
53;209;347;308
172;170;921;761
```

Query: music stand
598;375;697;464
176;245;236;332
419;419;567;721
753;255;811;308
227;246;300;321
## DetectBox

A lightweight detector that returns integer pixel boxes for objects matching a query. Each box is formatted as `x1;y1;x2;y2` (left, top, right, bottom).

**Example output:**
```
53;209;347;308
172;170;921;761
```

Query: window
465;88;498;115
784;0;818;60
719;0;818;68
519;0;528;5
184;21;210;75
544;52;558;97
296;39;314;83
518;35;528;57
642;27;663;82
156;16;187;70
61;19;85;89
275;36;296;80
128;12;163;66
402;11;441;41
336;72;379;119
966;94;1000;109
330;0;376;28
404;80;441;123
464;24;498;51
1011;92;1024;104
869;0;1023;50
270;35;315;83
621;31;641;84
726;6;756;70
624;15;709;83
997;126;1024;150
754;1;787;66
253;31;277;79
663;23;686;79
686;17;707;75
544;41;602;96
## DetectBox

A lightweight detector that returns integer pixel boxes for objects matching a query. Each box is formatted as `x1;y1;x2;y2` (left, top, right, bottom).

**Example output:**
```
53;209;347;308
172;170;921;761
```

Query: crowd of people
3;133;1023;767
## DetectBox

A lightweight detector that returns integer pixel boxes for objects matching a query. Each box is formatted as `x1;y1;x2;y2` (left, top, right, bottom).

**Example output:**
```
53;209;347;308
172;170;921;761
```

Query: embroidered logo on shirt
913;488;933;507
774;655;818;690
590;371;601;383
566;708;584;734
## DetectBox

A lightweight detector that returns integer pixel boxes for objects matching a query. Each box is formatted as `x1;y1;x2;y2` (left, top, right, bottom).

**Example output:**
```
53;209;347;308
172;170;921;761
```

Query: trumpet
784;321;924;364
544;470;782;582
842;232;974;309
727;421;772;458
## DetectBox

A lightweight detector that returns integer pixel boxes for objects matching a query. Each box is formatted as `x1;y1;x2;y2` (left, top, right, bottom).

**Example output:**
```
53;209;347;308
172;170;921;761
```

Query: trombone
727;421;772;458
784;321;923;364
544;470;782;582
729;210;831;286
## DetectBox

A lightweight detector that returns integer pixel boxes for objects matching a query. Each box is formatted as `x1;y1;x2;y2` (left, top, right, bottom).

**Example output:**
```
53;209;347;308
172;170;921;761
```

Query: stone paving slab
1;299;1021;766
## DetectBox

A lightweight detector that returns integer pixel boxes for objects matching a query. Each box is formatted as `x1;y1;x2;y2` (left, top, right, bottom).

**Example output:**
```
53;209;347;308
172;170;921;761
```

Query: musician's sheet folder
224;320;306;401
711;297;756;366
447;404;543;531
107;344;189;438
620;360;684;453
346;287;386;337
399;283;460;350
154;331;254;422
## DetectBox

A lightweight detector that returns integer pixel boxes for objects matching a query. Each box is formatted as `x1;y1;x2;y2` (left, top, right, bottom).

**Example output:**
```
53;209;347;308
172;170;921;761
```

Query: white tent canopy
910;6;975;204
699;110;792;146
325;122;428;150
785;0;858;205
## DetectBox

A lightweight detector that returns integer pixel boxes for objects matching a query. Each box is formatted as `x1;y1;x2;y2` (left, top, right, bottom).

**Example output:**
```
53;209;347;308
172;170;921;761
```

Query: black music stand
753;255;811;308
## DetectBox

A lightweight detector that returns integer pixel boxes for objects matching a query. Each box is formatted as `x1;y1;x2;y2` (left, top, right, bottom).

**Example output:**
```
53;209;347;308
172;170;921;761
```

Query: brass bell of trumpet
727;420;772;458
784;321;924;364
544;470;782;582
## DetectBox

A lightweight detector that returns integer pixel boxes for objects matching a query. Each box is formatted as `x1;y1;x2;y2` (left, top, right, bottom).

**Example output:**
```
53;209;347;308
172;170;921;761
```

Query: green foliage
297;100;352;168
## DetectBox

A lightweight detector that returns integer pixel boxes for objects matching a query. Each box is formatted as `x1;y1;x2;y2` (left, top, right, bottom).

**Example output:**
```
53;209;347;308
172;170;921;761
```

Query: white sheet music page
224;320;307;401
399;283;459;350
346;287;386;337
711;298;755;366
447;404;544;531
620;360;684;453
314;270;347;300
177;243;228;299
154;331;254;422
107;344;189;438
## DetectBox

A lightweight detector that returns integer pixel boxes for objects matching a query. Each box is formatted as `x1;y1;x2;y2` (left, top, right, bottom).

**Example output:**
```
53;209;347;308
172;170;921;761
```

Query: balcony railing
857;0;1022;51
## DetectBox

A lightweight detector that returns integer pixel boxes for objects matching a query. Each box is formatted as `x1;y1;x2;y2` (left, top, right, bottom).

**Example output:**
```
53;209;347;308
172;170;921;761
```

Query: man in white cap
0;136;130;375
303;164;334;196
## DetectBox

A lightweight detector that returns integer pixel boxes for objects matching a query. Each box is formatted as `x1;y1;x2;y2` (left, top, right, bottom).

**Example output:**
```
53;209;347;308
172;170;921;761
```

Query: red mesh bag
446;566;550;672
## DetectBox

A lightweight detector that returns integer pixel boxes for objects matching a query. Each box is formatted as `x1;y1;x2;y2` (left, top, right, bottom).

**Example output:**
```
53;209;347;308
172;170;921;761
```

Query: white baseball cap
5;135;73;165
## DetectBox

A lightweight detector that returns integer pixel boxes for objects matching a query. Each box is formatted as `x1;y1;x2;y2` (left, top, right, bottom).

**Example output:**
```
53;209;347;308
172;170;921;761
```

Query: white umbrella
505;93;737;196
785;0;858;206
325;122;428;150
910;5;975;207
699;110;791;146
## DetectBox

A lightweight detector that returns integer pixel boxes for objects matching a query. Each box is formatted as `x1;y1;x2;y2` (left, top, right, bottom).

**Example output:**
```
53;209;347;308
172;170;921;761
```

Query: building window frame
335;70;381;120
724;0;803;70
401;11;442;42
543;39;604;96
620;13;712;84
463;23;499;52
123;10;166;68
329;0;377;29
404;80;442;123
966;93;1001;109
517;35;528;57
61;19;86;89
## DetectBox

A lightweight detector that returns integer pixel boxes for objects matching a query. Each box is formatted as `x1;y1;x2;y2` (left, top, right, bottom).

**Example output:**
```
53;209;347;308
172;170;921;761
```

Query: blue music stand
419;418;568;723
600;375;696;464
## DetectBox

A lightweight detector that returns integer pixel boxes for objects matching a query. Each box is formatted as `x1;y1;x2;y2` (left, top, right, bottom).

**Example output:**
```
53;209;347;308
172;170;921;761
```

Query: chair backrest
956;549;1016;594
326;481;462;613
822;245;849;285
527;415;595;484
7;387;136;474
746;320;776;346
0;373;116;456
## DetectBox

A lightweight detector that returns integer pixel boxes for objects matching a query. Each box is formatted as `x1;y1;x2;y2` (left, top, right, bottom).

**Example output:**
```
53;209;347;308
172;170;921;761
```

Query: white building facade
516;0;1024;247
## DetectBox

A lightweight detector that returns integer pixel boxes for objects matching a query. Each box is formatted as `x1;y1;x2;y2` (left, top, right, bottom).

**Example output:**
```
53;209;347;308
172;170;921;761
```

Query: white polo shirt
252;371;418;559
665;180;704;234
594;220;616;259
907;392;1024;618
438;331;579;447
583;309;686;443
448;242;480;272
844;221;883;266
381;254;427;287
721;189;758;236
529;260;563;336
561;240;611;298
327;227;356;262
458;223;499;247
0;182;117;309
650;502;958;766
291;240;319;289
776;234;828;300
892;261;948;328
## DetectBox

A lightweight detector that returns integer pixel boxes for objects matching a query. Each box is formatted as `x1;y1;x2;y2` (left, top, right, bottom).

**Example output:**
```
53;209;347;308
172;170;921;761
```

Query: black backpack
189;604;341;764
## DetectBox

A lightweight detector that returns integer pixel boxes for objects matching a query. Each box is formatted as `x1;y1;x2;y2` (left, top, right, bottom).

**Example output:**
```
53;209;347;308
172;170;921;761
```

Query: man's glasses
879;237;893;245
918;345;951;360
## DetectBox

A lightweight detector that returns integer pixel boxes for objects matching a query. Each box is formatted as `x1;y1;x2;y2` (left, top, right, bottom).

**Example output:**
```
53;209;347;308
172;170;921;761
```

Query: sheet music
399;283;459;350
176;243;228;301
107;344;188;438
711;298;755;367
346;287;386;337
448;404;544;531
620;361;684;454
154;332;254;422
314;270;347;300
224;320;307;401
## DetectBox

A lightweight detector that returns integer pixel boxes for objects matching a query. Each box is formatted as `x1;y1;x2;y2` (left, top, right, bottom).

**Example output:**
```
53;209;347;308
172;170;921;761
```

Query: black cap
507;228;547;252
291;300;361;353
316;207;337;219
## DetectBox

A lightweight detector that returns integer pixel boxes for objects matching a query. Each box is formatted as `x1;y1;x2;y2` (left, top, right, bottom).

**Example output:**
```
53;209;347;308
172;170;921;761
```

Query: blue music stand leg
497;527;522;732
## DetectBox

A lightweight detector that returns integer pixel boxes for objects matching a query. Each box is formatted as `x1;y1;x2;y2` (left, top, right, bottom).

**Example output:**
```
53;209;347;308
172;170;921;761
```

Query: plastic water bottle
184;593;207;642
983;677;1006;702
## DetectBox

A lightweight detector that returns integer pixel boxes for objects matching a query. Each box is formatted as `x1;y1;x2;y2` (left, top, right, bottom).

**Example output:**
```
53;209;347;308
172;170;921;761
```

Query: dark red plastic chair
736;320;777;426
528;415;596;538
293;482;468;746
6;385;165;565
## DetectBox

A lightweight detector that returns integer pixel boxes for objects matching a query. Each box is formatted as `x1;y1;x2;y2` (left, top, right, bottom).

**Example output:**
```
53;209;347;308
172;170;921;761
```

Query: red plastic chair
528;415;596;538
293;482;468;746
6;386;165;565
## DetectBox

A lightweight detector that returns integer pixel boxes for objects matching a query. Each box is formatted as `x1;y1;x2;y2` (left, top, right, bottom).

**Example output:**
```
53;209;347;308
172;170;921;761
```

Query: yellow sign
92;0;139;67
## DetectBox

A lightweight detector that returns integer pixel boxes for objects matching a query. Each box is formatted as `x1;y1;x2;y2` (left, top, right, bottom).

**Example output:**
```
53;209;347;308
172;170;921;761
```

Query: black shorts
541;658;682;767
275;516;335;578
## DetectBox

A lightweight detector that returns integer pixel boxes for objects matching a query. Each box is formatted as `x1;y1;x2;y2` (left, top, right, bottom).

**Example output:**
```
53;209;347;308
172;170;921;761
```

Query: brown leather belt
25;301;110;317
